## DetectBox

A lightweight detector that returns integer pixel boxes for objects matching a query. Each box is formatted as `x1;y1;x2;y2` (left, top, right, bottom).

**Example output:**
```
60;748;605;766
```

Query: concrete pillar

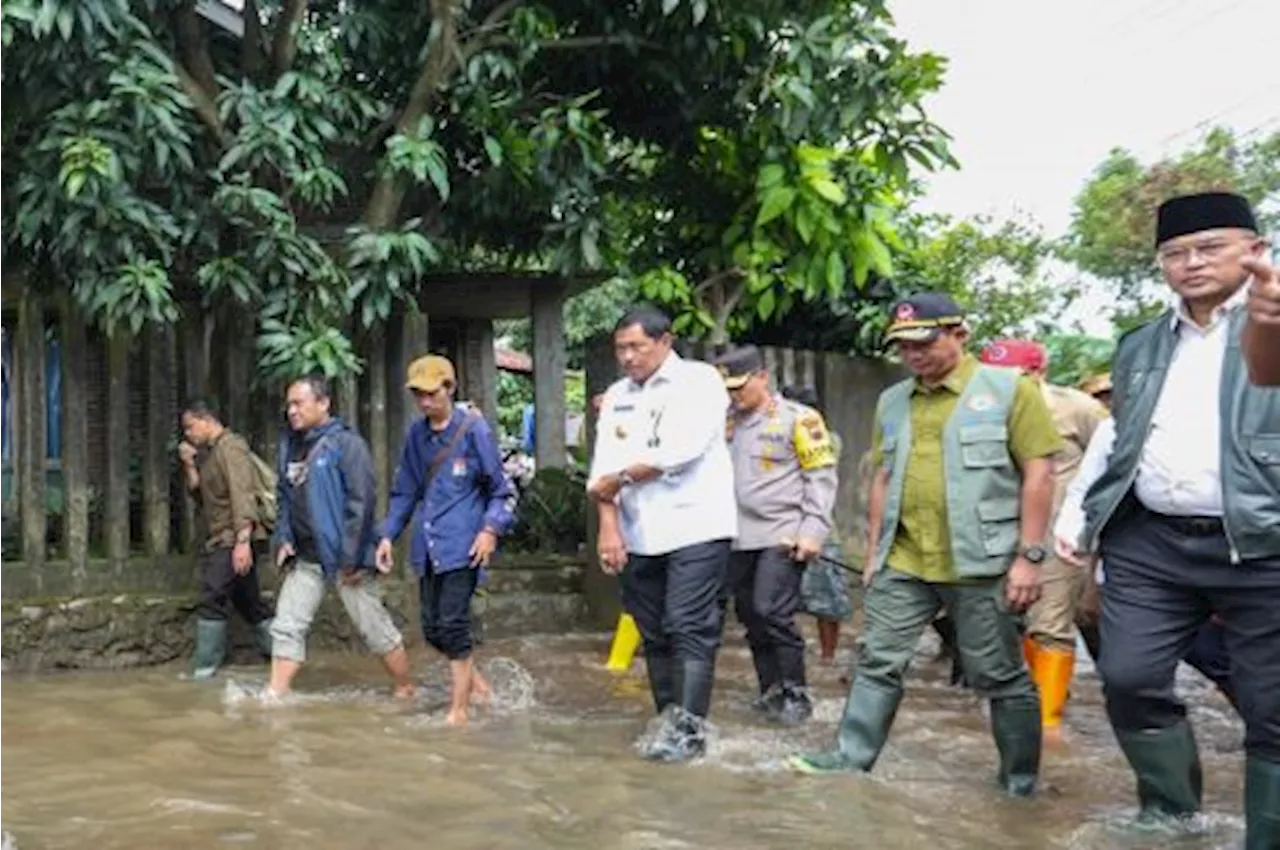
531;281;567;471
460;317;498;423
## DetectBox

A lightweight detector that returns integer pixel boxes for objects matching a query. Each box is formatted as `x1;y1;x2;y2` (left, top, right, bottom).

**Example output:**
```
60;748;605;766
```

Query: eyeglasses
1156;238;1241;268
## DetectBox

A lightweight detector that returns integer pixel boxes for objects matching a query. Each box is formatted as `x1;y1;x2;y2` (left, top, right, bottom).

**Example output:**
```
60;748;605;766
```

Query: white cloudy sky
890;0;1280;237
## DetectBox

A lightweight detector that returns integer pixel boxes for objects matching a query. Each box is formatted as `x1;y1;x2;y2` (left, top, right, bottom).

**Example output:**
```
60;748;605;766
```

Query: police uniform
791;293;1062;797
713;346;838;724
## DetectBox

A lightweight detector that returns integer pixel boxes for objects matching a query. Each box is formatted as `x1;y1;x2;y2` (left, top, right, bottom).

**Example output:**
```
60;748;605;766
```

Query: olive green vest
875;365;1022;579
1080;307;1280;563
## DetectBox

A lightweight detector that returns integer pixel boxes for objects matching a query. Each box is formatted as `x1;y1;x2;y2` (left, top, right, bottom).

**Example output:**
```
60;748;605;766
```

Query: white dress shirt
1054;417;1115;583
1134;291;1246;517
588;352;737;556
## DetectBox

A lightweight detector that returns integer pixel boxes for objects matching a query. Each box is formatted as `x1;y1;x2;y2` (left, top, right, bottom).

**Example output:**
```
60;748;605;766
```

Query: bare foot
470;672;492;707
445;707;469;726
392;682;417;701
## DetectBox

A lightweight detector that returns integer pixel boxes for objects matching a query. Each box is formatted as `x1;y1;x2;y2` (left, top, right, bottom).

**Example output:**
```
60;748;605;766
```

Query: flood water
1;627;1248;850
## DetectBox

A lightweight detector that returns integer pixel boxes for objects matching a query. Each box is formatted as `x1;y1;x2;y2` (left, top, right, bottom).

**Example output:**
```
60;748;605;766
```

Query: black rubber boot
789;676;901;773
990;696;1041;797
644;651;677;715
748;647;780;713
775;685;814;727
1244;756;1280;850
1114;722;1203;824
642;660;714;763
191;618;228;680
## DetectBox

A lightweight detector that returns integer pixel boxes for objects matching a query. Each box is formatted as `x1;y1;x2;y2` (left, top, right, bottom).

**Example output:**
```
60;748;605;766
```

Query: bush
506;467;587;555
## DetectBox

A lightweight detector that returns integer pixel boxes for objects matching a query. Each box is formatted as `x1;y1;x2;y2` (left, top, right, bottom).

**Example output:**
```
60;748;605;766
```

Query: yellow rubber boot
1032;645;1075;732
1022;636;1039;671
606;613;642;671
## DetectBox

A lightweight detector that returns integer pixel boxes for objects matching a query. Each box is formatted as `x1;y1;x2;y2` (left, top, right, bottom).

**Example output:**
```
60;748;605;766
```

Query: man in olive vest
979;338;1108;741
1067;192;1280;843
789;293;1062;798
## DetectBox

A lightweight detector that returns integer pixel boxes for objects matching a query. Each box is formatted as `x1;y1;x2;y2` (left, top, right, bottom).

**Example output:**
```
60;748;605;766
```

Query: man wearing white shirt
1070;192;1280;844
587;306;736;762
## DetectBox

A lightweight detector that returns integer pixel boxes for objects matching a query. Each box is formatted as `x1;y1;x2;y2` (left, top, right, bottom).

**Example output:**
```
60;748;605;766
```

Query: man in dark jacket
1068;192;1279;844
266;375;414;700
376;355;517;726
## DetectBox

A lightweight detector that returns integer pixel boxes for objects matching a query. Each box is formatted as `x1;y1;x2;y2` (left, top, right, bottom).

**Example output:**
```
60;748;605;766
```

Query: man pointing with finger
376;355;517;726
790;293;1061;798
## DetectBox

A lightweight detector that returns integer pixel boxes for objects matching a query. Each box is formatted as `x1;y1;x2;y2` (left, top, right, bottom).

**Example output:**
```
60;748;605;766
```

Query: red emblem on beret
894;303;915;321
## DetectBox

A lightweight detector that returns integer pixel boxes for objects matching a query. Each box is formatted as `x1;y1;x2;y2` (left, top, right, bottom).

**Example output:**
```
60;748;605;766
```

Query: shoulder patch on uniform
793;410;836;470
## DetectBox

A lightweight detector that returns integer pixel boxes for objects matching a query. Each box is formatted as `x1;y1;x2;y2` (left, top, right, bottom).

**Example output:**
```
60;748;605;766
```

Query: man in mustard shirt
790;293;1062;798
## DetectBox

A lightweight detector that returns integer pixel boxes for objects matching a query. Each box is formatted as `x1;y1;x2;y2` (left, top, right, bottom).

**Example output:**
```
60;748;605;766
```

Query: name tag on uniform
612;403;636;413
452;458;467;477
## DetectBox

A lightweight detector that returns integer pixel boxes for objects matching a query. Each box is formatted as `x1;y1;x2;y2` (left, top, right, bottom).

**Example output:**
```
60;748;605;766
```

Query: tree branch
173;60;226;146
362;0;460;228
270;0;308;76
241;0;268;77
174;5;218;98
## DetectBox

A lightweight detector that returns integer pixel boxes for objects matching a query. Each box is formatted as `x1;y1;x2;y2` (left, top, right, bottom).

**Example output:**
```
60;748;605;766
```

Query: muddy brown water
1;629;1247;849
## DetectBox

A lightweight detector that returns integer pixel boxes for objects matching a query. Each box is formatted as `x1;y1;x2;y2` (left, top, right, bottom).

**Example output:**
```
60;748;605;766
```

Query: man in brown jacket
179;400;273;679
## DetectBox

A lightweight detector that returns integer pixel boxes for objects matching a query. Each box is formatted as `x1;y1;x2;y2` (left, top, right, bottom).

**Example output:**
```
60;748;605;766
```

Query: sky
889;0;1280;238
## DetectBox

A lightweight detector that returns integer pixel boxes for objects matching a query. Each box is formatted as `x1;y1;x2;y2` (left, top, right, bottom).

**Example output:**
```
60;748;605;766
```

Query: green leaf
756;287;776;321
825;250;846;295
692;0;707;24
756;186;796;227
756;163;785;189
64;170;86;199
661;0;679;15
483;135;503;166
808;177;846;206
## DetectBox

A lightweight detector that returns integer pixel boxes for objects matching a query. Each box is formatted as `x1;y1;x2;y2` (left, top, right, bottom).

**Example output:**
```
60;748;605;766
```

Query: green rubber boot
1114;722;1203;825
191;618;228;680
1244;757;1280;850
990;696;1041;797
789;676;901;774
253;619;274;658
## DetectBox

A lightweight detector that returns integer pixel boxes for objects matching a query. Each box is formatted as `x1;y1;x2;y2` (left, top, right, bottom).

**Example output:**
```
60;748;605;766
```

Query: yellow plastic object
606;613;642;671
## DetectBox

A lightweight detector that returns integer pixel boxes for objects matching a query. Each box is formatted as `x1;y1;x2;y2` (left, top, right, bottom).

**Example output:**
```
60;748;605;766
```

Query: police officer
1069;192;1279;843
713;347;838;725
790;293;1062;798
979;338;1107;741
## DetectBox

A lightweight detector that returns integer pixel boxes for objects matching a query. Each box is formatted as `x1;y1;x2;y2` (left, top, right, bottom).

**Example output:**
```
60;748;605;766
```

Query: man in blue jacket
266;375;414;700
376;355;517;726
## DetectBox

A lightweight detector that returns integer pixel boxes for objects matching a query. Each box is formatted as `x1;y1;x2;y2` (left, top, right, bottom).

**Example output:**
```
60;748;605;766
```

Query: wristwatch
1020;545;1048;565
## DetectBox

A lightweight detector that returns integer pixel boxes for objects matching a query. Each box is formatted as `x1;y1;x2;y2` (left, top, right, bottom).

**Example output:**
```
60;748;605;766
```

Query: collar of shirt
1169;285;1247;335
733;393;780;427
425;407;464;442
628;351;682;391
913;353;978;396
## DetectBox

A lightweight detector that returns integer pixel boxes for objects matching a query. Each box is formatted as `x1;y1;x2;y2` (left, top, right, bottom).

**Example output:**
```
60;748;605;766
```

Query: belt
1142;506;1225;537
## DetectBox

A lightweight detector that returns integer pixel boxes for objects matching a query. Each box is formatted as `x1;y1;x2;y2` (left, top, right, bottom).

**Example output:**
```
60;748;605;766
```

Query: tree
1062;127;1280;330
745;211;1062;355
622;2;957;343
3;0;944;380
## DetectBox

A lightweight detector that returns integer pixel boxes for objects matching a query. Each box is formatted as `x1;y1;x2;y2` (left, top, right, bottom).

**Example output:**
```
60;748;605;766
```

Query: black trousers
198;544;272;624
1098;506;1280;762
729;547;806;692
623;539;731;664
419;569;478;660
